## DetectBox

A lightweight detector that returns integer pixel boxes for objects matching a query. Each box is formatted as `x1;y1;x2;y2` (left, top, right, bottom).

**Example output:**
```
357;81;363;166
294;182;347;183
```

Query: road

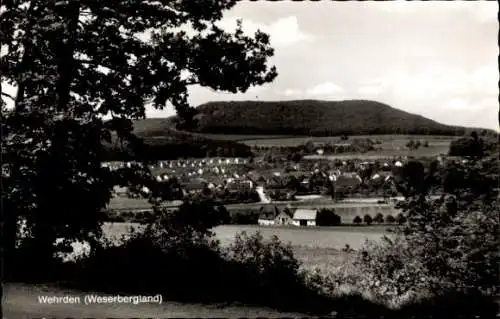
3;283;306;319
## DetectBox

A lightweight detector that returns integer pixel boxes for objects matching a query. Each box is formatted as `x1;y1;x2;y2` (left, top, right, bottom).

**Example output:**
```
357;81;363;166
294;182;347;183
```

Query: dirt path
2;283;306;318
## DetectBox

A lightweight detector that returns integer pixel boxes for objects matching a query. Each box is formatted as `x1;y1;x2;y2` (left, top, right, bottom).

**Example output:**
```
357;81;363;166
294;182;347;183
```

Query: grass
213;225;387;250
95;222;388;250
235;134;457;148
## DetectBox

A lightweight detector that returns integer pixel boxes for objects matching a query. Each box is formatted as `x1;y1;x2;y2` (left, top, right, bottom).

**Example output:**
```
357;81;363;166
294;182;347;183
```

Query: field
234;134;456;147
107;196;403;224
95;223;388;272
194;134;456;158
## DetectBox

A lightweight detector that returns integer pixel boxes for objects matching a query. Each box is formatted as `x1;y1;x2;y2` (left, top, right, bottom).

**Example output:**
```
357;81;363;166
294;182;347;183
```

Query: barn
292;209;318;227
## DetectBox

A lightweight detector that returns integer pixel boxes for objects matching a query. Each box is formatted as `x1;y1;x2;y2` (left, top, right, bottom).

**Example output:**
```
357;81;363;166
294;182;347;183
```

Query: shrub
317;209;342;226
356;198;500;304
384;215;396;224
374;213;384;224
405;140;414;149
353;216;362;224
363;214;373;225
395;213;406;225
231;211;259;225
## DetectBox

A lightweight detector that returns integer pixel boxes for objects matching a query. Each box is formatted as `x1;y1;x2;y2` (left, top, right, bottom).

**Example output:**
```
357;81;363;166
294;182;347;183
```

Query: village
104;153;449;227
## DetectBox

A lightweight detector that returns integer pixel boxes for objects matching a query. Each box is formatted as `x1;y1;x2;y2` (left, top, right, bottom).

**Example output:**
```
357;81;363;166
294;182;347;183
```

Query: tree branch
1;92;15;101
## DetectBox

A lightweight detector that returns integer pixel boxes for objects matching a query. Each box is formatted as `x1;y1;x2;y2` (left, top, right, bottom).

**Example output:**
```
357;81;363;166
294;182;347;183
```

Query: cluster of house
107;157;407;200
257;207;318;227
102;158;248;171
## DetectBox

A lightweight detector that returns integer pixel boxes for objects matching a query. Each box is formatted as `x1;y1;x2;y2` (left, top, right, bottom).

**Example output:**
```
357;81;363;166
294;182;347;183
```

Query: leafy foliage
448;131;498;158
373;213;384;224
353;216;362;224
316;209;342;226
2;0;276;276
363;214;373;225
384;214;396;224
353;155;500;307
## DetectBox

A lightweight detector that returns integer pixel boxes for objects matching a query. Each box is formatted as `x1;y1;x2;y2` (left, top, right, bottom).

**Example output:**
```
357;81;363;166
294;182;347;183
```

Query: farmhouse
274;210;293;225
257;206;279;226
292;209;318;227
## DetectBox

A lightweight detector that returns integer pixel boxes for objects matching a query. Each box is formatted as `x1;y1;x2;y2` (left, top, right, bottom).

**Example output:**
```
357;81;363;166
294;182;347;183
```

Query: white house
258;214;275;226
292;209;318;227
257;206;279;226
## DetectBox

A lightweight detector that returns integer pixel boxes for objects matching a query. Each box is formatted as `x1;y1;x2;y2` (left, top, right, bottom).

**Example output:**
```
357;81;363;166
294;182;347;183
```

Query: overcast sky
2;1;498;130
168;1;498;131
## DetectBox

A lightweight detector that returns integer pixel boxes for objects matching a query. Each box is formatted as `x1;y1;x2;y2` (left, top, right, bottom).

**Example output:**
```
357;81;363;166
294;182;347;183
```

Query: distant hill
176;100;481;136
105;99;491;160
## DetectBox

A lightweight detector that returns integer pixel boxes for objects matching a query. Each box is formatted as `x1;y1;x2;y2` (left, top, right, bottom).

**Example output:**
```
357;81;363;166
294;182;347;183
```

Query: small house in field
292;209;318;227
274;209;293;226
257;206;279;226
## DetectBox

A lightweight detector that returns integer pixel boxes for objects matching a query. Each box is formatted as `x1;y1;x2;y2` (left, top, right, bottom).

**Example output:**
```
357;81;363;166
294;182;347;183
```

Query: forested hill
182;100;479;136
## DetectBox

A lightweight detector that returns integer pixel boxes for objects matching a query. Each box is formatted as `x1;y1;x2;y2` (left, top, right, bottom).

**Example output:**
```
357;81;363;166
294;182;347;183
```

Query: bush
231;211;259;225
317;209;342;226
69;225;336;313
384;215;396;224
355;198;500;304
353;216;362;224
374;213;384;224
363;214;373;225
395;213;406;225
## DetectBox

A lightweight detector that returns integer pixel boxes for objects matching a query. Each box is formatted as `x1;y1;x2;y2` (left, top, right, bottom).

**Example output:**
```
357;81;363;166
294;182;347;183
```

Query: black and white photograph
1;1;499;318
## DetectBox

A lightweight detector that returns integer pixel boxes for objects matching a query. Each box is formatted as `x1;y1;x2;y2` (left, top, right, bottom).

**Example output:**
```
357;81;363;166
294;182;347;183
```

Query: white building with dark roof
292;209;318;227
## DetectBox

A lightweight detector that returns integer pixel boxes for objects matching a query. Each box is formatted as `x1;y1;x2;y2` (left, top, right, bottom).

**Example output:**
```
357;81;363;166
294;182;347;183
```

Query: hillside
103;124;253;160
180;100;479;136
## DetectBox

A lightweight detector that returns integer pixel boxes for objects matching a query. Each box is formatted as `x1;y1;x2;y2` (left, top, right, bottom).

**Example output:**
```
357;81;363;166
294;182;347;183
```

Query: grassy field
107;196;403;225
63;223;386;271
235;134;457;148
93;223;387;275
303;146;448;159
213;225;387;250
195;133;298;141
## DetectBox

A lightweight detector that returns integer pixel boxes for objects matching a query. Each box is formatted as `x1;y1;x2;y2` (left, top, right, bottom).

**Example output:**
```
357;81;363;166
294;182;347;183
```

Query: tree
317;209;341;226
395;213;406;225
1;1;277;277
363;214;373;225
384;214;396;224
373;213;384;224
353;216;362;225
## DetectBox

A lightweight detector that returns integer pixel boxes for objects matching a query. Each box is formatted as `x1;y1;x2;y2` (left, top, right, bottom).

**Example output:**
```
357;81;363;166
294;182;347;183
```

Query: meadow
235;134;457;148
213;224;388;250
94;222;388;271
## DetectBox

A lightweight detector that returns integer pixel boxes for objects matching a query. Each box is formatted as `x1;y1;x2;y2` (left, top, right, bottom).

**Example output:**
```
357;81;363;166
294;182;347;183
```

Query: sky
2;1;498;130
177;1;499;131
